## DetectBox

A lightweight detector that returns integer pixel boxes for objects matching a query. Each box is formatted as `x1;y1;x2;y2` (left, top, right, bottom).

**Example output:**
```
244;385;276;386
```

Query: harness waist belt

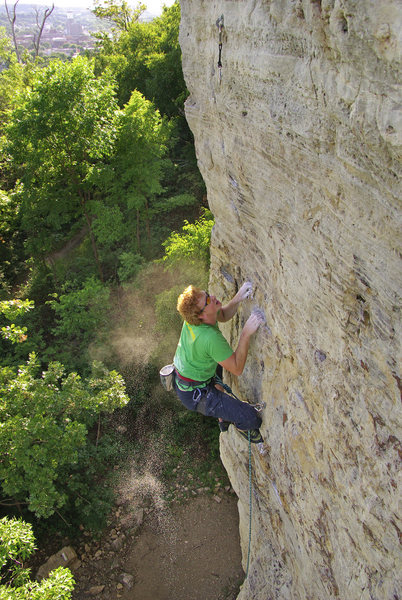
175;369;211;387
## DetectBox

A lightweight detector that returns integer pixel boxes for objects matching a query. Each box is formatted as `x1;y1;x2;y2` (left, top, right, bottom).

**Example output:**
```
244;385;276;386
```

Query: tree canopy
0;4;214;598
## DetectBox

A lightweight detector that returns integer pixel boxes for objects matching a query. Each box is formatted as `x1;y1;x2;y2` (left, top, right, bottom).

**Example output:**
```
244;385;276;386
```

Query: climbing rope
214;374;254;578
245;430;252;578
216;14;224;83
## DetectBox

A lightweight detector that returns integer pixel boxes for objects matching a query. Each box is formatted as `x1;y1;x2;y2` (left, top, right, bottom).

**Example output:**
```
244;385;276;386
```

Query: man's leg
202;385;262;431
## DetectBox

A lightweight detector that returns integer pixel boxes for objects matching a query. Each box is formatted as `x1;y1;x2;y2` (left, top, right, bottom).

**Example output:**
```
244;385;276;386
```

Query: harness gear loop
216;14;224;83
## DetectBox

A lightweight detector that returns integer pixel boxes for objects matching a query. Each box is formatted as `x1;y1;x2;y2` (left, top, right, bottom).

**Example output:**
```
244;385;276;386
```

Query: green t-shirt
174;321;233;390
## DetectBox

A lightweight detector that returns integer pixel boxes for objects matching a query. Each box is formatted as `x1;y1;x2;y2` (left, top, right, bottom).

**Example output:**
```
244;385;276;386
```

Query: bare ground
71;492;244;600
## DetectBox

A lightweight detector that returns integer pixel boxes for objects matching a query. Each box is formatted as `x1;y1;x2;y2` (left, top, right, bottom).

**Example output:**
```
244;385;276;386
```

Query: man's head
177;285;221;325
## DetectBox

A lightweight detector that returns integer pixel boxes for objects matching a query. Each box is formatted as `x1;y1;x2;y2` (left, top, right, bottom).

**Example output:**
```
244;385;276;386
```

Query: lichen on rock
179;1;401;599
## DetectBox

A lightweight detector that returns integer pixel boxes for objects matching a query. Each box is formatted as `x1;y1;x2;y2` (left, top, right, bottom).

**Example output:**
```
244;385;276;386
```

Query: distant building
66;21;82;36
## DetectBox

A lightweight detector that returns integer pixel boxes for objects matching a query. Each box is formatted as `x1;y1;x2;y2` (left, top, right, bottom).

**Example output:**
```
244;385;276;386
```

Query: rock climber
173;282;265;443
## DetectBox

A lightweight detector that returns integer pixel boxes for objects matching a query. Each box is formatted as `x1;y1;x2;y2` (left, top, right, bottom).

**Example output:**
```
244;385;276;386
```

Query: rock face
179;2;401;599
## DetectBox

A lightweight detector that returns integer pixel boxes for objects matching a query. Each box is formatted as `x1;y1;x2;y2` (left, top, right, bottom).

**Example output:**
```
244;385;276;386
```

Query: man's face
197;291;221;322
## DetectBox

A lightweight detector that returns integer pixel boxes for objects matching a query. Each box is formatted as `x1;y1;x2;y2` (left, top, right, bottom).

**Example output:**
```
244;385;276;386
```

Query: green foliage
93;0;145;32
162;209;214;268
152;193;197;213
90;202;125;249
47;277;109;346
0;188;25;289
0;517;35;587
0;29;38;134
0;299;34;344
142;2;185;117
0;299;34;323
92;1;193;174
108;89;170;211
0;517;75;599
6;57;119;260
0;353;129;518
0;567;75;600
4;54;176;283
117;251;144;283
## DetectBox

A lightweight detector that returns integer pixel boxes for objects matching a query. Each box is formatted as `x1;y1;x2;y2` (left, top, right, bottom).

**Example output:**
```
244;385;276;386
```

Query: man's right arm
219;311;264;376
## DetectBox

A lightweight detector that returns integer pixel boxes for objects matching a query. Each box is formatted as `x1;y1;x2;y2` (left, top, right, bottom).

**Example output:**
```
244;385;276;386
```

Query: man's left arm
217;281;253;323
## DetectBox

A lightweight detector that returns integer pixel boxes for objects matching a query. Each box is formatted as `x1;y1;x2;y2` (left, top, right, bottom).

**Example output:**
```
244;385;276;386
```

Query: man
173;282;265;443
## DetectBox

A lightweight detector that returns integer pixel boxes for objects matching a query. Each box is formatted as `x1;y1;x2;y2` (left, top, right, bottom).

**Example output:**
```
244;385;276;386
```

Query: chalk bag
159;364;175;392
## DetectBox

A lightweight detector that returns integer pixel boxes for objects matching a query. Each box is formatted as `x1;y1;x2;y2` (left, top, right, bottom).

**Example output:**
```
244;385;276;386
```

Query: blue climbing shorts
174;380;262;431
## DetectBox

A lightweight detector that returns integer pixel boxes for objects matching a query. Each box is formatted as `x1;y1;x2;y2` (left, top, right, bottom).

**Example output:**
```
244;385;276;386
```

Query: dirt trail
72;492;244;600
120;494;244;600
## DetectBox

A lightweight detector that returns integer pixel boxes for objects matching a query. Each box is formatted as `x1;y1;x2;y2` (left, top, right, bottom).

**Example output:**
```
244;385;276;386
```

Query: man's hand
219;308;266;376
235;281;253;302
218;281;253;322
243;309;265;336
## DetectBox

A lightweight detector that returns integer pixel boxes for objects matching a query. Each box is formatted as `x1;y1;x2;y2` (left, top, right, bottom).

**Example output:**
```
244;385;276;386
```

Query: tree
0;298;34;344
93;1;205;205
0;29;38;136
93;0;145;33
0;353;129;518
0;516;74;599
4;0;55;62
105;89;170;251
4;0;21;63
6;57;120;280
33;4;55;58
93;1;185;115
6;56;174;281
47;276;109;349
162;209;214;268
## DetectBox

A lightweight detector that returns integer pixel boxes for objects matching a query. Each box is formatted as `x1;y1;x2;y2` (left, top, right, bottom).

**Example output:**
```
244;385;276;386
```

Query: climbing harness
216;14;224;83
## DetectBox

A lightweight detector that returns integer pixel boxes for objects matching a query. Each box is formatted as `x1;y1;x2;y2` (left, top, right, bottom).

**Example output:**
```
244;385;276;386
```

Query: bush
117;251;145;283
0;517;75;599
162;209;213;269
47;276;110;348
0;354;129;519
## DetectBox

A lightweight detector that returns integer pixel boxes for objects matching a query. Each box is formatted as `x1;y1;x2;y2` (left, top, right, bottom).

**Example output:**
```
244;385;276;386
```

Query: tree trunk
33;4;54;57
136;208;141;251
80;196;104;282
5;0;21;63
145;198;151;241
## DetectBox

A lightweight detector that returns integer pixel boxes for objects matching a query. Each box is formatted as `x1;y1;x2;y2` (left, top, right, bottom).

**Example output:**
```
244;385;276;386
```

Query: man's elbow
228;362;244;377
230;361;244;376
219;354;244;376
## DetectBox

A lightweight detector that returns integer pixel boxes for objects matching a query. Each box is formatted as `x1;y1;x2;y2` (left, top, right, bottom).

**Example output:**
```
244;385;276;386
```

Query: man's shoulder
201;322;222;334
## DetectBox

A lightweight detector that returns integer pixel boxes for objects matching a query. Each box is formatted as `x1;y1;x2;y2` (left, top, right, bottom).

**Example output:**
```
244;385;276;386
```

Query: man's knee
249;411;262;429
241;405;262;430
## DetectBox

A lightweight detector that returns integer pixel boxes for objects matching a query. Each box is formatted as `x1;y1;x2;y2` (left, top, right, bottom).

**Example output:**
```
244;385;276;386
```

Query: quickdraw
216;14;224;83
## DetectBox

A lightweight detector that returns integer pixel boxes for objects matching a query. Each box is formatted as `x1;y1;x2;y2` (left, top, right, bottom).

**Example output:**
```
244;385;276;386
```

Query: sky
143;0;175;15
23;0;176;16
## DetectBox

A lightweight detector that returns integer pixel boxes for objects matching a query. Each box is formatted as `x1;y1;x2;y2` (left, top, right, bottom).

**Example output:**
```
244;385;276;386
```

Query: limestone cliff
179;1;401;599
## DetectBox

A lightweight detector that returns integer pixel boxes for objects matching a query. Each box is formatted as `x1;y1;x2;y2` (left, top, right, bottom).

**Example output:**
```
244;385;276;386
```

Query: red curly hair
177;285;204;325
